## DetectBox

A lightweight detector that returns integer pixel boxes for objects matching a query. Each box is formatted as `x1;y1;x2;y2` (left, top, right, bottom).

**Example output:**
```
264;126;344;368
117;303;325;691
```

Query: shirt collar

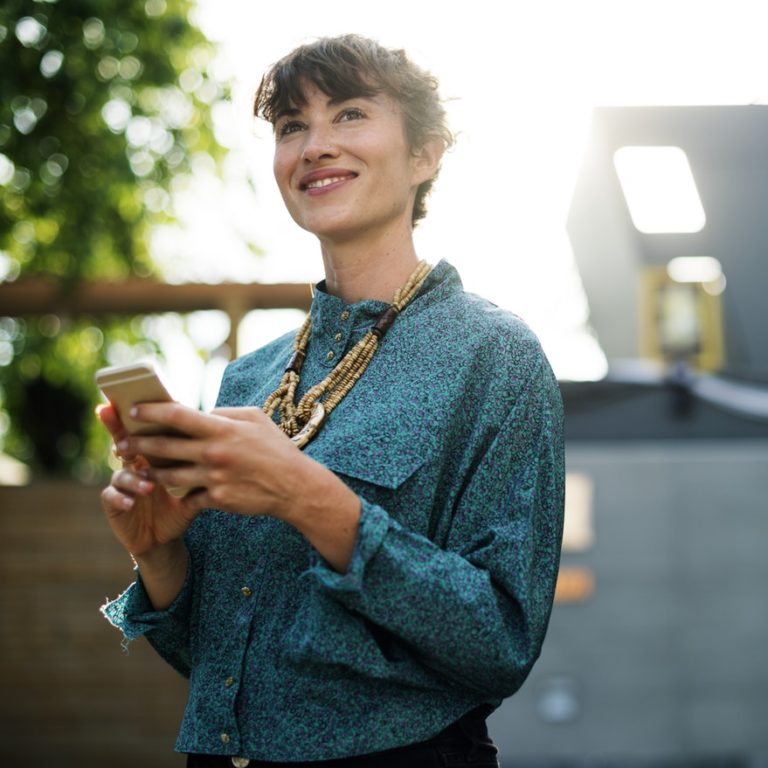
310;259;462;337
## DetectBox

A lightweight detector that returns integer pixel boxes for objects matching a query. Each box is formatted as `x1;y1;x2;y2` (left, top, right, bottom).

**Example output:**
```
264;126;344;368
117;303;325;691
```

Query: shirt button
225;676;235;688
220;733;231;745
326;350;334;361
334;332;343;342
240;586;252;597
340;310;350;321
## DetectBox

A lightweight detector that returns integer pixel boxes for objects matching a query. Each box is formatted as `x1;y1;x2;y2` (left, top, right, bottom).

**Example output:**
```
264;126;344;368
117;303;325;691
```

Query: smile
306;176;349;190
299;171;358;192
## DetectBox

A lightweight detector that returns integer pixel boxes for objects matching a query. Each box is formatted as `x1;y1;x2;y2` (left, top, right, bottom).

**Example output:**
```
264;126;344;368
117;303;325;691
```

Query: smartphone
95;360;176;436
96;361;191;496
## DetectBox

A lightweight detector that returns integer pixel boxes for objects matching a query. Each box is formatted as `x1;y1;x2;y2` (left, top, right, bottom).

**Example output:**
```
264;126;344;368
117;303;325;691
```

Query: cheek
369;135;414;182
273;147;295;190
273;156;286;188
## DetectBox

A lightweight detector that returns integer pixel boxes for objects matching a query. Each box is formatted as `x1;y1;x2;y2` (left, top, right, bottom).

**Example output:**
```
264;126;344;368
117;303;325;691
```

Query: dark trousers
186;707;500;768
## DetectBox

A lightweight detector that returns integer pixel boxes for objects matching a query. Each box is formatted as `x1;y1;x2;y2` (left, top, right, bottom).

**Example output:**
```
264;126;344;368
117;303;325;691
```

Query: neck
318;224;421;304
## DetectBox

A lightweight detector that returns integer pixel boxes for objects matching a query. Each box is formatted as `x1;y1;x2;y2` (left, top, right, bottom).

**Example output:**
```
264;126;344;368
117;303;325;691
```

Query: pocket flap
320;439;429;489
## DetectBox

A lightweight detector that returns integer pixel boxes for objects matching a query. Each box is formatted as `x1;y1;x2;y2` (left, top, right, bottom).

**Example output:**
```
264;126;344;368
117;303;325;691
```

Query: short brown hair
253;34;454;226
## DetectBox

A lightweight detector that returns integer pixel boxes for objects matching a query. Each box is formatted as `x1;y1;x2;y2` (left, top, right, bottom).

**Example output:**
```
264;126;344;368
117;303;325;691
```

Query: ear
411;134;445;186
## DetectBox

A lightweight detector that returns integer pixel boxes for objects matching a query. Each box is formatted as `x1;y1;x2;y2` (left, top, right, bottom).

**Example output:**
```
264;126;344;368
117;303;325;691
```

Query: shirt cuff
309;498;391;594
100;564;192;641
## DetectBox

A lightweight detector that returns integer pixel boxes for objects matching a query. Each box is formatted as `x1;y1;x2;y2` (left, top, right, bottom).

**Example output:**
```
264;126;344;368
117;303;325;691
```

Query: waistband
186;705;498;768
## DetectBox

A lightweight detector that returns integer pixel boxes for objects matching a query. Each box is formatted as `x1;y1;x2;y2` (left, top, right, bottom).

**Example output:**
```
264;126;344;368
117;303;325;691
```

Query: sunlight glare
667;256;723;284
180;0;768;384
614;146;706;234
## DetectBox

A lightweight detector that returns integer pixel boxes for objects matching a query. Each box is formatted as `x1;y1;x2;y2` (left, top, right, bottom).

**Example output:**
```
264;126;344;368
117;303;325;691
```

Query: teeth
306;176;349;190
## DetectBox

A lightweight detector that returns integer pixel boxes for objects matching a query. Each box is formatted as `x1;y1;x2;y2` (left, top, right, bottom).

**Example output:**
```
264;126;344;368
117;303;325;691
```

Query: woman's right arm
98;403;195;610
131;540;189;611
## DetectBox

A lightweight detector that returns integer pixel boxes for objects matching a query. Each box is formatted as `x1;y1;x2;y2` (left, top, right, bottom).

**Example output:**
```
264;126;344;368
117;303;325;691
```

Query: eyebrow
274;106;301;121
274;94;376;122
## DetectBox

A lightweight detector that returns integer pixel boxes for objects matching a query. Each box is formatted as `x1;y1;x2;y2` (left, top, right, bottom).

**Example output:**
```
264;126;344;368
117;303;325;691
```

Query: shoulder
445;289;543;353
404;286;552;393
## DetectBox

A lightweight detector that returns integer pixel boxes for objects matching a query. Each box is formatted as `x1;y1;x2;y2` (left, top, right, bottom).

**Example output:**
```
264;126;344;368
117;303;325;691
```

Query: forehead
277;82;400;118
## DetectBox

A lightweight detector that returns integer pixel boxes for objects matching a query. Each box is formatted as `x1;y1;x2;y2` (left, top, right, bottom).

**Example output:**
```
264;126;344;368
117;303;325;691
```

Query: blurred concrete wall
490;440;768;764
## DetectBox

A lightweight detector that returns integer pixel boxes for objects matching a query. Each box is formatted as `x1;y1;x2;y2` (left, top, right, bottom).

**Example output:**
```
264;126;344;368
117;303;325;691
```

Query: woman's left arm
296;360;565;701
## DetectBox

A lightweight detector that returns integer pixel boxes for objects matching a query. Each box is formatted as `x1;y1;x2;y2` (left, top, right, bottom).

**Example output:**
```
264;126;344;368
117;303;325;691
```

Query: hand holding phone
95;360;190;496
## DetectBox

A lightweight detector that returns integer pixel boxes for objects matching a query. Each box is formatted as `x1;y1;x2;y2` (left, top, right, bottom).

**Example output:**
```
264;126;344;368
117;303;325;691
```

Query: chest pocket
319;442;431;514
303;396;439;522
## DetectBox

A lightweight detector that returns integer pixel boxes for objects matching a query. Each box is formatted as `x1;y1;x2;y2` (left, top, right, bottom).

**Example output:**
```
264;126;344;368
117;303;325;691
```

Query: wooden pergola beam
0;279;313;357
0;279;313;316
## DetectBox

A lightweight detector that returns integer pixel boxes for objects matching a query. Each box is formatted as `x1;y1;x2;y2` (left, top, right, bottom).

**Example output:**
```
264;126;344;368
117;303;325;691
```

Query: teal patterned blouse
102;260;565;762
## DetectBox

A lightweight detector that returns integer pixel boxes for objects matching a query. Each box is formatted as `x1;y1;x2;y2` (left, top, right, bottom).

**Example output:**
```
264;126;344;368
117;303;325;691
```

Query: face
272;83;434;244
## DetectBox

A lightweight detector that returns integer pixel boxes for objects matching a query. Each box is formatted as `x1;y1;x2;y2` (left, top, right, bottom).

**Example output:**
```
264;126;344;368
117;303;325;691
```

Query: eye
337;107;365;123
277;120;305;138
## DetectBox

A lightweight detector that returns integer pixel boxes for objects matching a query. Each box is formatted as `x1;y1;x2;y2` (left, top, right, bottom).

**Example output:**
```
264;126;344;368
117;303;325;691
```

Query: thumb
211;406;267;424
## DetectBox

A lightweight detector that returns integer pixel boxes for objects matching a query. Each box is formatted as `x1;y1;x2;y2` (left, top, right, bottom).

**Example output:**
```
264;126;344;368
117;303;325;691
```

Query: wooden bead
285;348;306;374
372;306;400;339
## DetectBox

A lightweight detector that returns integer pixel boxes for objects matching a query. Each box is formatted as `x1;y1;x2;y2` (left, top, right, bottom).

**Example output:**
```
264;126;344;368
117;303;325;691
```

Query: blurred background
1;0;767;765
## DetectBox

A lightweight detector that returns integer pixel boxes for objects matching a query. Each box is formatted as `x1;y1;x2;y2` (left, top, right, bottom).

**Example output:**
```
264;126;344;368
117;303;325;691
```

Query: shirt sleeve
305;359;565;701
100;549;195;678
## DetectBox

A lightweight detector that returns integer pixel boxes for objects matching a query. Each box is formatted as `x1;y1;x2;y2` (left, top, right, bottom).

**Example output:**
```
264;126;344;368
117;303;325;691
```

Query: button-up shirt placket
212;558;269;756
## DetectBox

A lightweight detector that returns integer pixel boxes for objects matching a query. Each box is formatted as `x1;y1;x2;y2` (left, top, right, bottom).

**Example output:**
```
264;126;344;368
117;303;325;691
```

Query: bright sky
149;0;768;403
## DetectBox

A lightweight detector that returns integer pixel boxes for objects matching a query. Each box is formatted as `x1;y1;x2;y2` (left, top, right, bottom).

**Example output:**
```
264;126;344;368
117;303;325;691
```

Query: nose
300;126;340;164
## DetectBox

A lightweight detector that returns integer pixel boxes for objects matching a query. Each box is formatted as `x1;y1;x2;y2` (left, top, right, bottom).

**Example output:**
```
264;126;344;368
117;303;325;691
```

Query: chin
298;214;365;241
298;209;409;244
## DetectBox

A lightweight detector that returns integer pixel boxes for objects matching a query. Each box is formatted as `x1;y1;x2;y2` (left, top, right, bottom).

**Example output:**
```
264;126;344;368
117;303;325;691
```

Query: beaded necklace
263;260;432;448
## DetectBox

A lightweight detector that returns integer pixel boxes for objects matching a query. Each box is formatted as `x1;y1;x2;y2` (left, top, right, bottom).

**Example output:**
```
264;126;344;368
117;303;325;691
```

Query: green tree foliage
0;0;229;479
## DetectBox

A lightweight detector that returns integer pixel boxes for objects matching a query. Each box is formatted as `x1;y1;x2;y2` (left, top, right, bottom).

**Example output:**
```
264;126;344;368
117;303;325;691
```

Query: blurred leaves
0;0;230;479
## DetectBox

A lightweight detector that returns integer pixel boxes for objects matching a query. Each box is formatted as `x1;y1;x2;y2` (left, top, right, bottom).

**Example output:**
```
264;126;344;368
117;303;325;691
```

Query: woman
100;35;565;768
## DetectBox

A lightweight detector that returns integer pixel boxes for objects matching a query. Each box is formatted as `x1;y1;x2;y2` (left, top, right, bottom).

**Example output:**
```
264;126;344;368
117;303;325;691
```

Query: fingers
96;403;128;442
112;438;143;466
129;402;225;438
119;405;261;465
102;484;136;511
211;406;267;423
116;433;200;465
151;463;205;494
212;406;289;441
97;403;142;463
102;468;156;511
112;466;156;495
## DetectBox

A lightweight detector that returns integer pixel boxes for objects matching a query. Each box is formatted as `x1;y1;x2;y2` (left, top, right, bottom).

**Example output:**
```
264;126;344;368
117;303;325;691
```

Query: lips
299;168;358;192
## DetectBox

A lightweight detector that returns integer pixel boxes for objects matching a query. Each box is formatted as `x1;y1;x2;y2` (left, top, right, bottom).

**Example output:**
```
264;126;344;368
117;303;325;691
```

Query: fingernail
121;496;134;509
117;440;129;451
138;480;153;492
129;406;138;417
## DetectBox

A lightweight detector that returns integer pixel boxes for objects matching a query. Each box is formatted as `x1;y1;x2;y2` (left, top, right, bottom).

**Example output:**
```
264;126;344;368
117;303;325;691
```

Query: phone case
95;361;174;436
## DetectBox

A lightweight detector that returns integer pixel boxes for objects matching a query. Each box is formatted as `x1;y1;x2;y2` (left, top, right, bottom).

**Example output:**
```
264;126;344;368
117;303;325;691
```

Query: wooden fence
0;483;187;767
